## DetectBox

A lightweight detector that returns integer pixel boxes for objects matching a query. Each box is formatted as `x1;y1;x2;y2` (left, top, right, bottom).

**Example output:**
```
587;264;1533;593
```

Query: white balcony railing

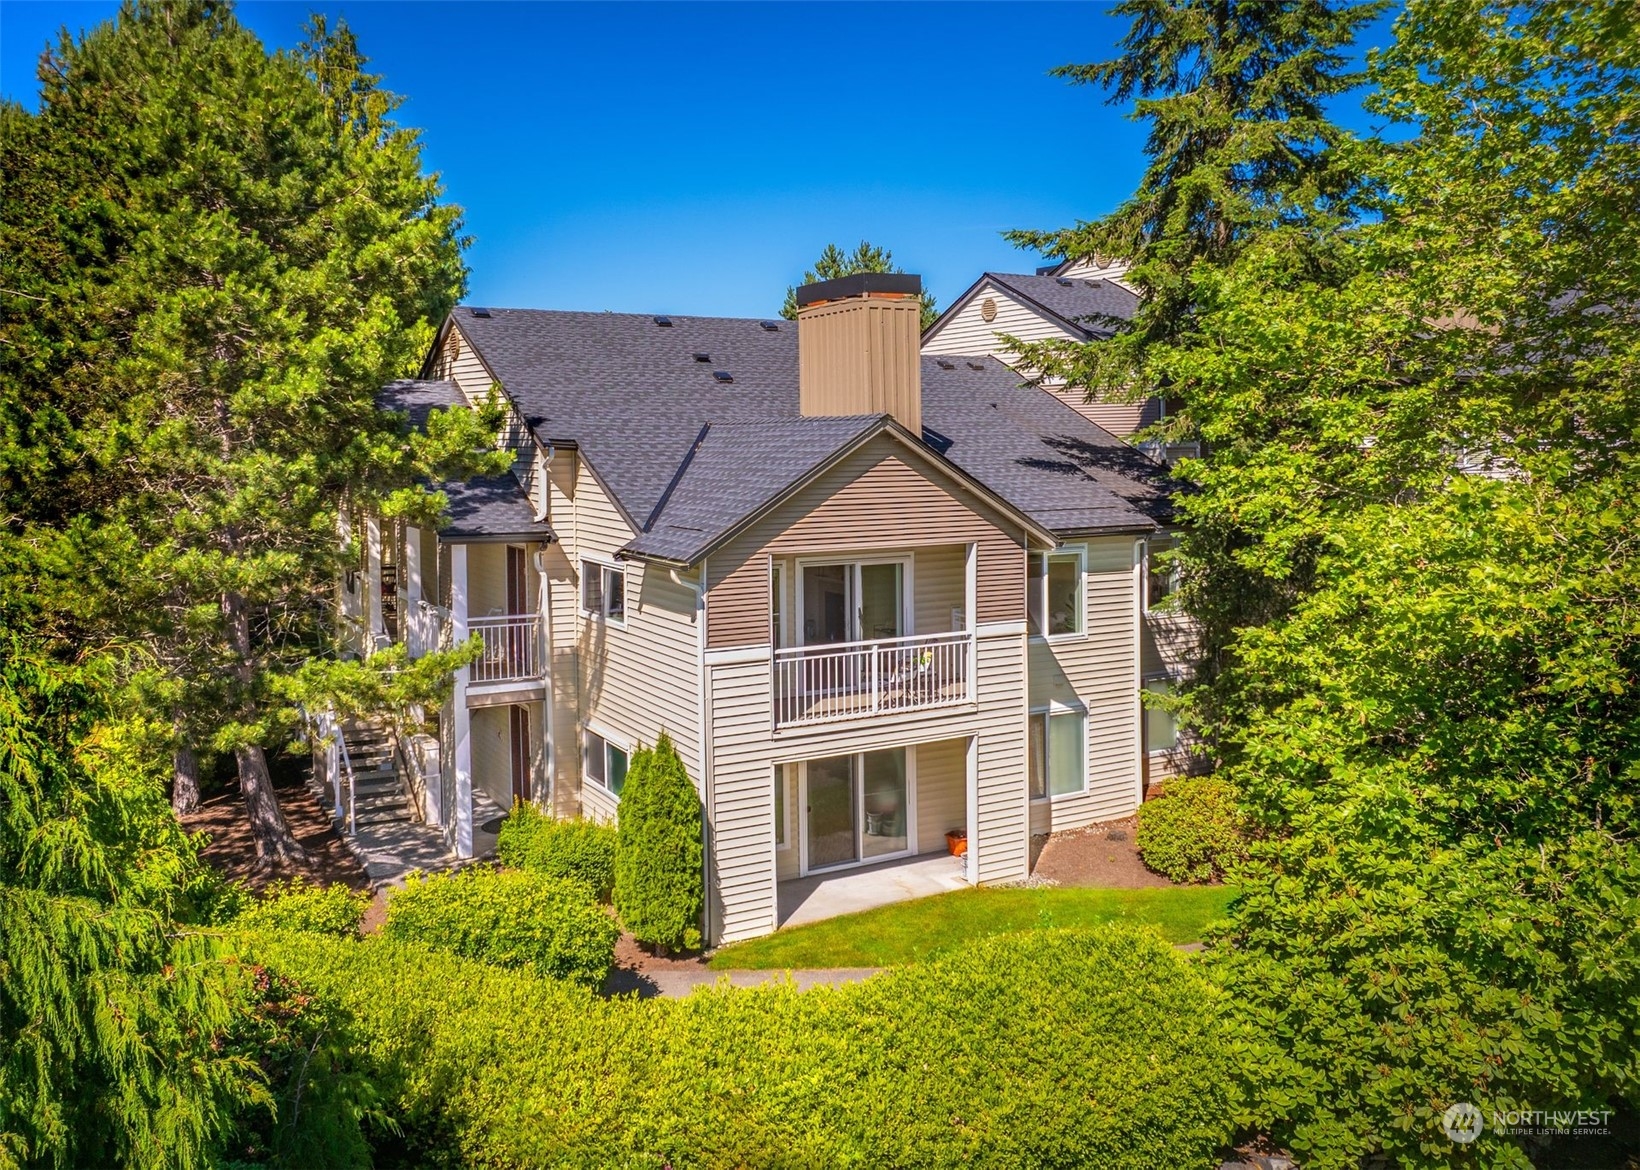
469;614;541;684
405;599;450;659
773;630;972;728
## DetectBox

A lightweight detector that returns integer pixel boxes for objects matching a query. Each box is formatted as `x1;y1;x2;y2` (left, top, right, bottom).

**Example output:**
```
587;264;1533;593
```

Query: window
1029;550;1083;637
1146;540;1179;610
1028;709;1086;799
585;730;629;797
771;563;784;649
773;767;788;848
1145;678;1179;753
580;560;626;625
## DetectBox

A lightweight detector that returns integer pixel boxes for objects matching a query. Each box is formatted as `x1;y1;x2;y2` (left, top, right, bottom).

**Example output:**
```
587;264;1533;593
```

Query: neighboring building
921;257;1198;464
347;273;1196;944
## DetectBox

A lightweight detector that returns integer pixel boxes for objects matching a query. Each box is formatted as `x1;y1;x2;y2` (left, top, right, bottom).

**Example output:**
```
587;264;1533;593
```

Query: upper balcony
469;613;542;685
773;629;972;728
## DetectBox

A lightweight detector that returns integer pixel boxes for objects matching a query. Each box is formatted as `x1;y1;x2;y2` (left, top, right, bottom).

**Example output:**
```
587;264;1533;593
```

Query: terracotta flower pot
944;828;968;857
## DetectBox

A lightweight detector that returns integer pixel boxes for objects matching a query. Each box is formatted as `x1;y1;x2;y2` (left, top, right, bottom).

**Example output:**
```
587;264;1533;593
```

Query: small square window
581;560;626;625
586;731;629;798
1145;678;1179;752
1147;541;1179;609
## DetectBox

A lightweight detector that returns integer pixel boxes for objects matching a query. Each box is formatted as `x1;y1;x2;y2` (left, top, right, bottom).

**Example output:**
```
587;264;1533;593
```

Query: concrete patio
777;852;971;928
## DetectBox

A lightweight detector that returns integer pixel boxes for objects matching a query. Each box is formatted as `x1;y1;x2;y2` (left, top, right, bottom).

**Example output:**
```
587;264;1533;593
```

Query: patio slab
778;852;971;928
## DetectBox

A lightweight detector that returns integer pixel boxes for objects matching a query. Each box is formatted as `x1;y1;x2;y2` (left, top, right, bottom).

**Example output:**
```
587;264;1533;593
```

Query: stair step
352;809;410;827
351;766;395;780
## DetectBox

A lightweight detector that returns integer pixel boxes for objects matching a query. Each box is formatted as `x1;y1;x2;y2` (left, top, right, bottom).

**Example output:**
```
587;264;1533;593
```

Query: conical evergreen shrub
612;732;703;953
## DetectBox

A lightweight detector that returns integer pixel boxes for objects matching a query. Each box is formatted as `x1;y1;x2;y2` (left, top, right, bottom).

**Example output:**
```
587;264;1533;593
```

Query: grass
708;884;1237;970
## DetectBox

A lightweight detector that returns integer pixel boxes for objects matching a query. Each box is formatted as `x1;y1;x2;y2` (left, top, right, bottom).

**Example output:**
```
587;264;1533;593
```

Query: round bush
1136;776;1248;883
235;875;370;937
380;865;616;987
496;804;618;901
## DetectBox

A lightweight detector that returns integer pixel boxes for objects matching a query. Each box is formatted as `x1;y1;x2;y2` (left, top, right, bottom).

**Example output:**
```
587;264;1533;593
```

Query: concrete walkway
778;853;970;928
606;964;884;999
350;816;458;887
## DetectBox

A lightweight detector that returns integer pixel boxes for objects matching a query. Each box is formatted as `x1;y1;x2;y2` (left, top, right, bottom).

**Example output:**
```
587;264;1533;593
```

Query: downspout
694;558;714;945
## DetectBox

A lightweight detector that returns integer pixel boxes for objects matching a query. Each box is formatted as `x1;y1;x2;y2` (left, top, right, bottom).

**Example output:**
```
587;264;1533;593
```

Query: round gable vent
980;296;998;323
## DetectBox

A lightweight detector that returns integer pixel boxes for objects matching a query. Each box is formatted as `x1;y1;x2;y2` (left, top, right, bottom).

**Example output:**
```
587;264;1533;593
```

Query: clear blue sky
2;2;1398;319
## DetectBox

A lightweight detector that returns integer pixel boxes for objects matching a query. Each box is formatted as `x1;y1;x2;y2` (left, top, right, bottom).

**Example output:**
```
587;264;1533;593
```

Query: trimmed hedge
380;866;616;987
250;924;1253;1169
235;876;370;938
1136;776;1248;883
496;804;618;901
613;731;703;952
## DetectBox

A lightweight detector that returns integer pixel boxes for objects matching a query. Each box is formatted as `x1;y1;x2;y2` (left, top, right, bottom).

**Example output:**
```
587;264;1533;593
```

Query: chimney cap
795;272;921;307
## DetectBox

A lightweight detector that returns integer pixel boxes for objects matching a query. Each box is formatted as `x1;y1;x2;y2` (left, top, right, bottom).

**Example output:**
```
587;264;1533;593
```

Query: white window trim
1142;537;1182;614
1029;546;1087;643
1028;702;1090;803
582;722;633;798
792;553;916;646
795;749;918;877
1142;673;1180;755
579;556;628;628
773;763;792;851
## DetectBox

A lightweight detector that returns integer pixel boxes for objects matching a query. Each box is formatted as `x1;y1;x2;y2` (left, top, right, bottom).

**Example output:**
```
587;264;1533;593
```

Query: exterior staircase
341;721;413;829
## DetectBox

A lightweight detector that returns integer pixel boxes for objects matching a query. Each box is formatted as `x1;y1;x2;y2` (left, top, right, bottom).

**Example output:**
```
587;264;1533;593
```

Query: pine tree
780;240;939;329
0;2;498;868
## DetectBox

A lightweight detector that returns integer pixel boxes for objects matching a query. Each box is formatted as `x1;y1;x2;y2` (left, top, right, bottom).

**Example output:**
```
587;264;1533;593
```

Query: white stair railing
772;630;972;727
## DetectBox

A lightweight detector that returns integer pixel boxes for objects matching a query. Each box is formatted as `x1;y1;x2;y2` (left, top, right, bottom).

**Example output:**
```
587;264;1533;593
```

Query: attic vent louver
469;307;492;318
693;352;711;363
935;358;955;370
713;371;733;383
654;315;673;327
966;361;985;371
759;320;780;331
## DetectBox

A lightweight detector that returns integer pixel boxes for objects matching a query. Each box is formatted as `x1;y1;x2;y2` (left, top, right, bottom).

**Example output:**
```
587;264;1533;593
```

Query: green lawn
708;884;1237;970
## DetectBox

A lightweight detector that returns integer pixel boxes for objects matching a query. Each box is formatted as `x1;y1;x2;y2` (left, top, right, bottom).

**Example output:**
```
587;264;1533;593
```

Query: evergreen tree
0;2;500;867
780;240;939;329
0;635;256;1169
612;732;704;954
1004;0;1385;401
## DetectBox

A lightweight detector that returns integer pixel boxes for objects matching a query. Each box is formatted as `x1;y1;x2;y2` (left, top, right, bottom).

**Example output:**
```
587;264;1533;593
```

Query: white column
964;733;979;884
365;515;384;644
536;545;555;811
450;543;474;858
404;527;423;605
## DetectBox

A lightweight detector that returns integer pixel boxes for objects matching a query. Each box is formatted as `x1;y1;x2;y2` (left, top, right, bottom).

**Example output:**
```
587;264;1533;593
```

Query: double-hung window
1028;549;1084;638
585;730;630;797
1028;708;1086;799
1146;539;1179;611
1144;677;1179;753
581;559;626;625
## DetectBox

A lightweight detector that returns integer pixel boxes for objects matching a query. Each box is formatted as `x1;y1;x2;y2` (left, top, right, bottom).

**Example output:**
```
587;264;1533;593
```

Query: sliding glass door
798;559;907;647
801;748;914;874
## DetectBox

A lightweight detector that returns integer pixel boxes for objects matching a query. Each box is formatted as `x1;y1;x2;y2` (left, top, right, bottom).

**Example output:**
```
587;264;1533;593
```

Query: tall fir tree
780;240;939;329
0;1;502;866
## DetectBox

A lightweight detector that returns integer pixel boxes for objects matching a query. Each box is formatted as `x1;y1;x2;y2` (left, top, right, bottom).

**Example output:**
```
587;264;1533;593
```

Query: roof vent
759;320;780;331
713;370;733;383
966;361;985;371
654;315;673;327
935;358;955;370
693;352;711;363
1056;277;1073;286
468;307;492;318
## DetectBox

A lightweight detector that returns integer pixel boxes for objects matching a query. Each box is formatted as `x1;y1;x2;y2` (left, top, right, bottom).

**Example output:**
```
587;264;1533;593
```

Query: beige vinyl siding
914;738;967;855
913;545;968;633
542;456;583;817
566;455;701;822
1056;256;1135;290
1028;536;1144;835
705;435;1025;649
705;625;1028;943
470;705;512;812
922;281;1156;437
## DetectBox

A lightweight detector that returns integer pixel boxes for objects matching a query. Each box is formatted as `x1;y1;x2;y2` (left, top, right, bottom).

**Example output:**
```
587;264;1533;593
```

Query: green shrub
613;731;703;952
250;924;1252;1169
496;804;618;901
235;876;371;938
1136;776;1248;883
380;866;616;987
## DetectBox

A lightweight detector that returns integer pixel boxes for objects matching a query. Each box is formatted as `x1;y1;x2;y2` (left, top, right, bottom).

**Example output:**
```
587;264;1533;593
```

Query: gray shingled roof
433;308;1171;559
376;379;553;542
979;272;1137;339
